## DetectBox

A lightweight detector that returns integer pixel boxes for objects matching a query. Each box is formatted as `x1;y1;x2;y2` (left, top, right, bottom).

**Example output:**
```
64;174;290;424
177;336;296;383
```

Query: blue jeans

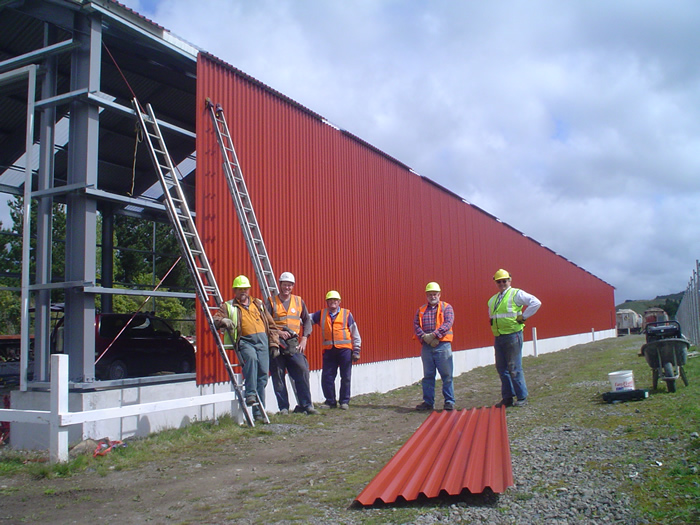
494;330;528;401
321;347;352;406
270;352;313;410
420;341;455;407
238;334;270;416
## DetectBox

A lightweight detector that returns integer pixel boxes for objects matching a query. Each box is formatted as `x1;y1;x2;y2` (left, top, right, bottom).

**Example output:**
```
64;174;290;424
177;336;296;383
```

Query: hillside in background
616;292;684;316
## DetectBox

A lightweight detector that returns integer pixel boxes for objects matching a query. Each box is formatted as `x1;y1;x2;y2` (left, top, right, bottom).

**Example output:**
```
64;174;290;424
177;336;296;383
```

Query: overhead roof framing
0;0;200;387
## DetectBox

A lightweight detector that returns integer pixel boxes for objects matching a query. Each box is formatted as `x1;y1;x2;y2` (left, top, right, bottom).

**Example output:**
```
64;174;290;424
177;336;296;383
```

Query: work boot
339;403;349;410
415;402;433;412
494;398;513;408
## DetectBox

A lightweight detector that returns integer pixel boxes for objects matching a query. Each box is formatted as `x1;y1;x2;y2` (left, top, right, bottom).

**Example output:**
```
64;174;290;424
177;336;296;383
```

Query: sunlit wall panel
195;53;615;384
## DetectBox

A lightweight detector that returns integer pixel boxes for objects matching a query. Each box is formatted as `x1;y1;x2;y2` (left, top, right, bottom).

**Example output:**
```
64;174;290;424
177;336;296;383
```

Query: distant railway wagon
616;309;643;336
642;307;670;331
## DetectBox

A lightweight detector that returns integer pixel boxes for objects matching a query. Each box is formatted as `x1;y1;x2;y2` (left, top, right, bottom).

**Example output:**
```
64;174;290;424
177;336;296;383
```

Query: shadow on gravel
348;488;500;510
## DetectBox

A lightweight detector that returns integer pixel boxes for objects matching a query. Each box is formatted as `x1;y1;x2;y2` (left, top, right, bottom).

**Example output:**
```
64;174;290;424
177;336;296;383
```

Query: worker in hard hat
310;290;361;410
264;272;318;415
214;274;279;422
413;282;455;412
488;269;541;408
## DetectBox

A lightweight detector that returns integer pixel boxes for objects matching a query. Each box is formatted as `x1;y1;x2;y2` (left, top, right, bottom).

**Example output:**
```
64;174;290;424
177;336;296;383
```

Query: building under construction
0;0;615;450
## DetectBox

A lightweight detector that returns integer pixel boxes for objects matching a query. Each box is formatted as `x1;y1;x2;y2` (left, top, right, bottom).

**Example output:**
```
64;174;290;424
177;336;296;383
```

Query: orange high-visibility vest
321;308;352;349
272;295;302;335
417;301;454;342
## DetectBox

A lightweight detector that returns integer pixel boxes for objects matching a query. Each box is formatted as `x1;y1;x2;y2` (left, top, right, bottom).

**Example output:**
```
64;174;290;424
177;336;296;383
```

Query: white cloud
119;0;700;303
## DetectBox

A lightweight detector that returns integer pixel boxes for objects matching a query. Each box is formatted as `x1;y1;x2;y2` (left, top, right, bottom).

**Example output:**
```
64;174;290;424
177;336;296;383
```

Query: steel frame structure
0;2;198;390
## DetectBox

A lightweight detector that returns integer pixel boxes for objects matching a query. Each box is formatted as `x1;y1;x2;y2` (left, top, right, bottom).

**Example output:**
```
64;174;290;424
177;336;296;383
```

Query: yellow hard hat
232;275;251;288
425;282;441;293
325;290;341;300
493;269;511;281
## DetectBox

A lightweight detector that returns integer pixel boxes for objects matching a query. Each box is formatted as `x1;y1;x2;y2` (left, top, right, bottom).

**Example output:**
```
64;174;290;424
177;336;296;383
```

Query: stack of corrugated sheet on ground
355;406;513;506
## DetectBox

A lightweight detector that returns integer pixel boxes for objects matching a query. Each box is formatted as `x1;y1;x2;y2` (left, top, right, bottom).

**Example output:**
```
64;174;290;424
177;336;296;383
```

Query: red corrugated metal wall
195;53;615;385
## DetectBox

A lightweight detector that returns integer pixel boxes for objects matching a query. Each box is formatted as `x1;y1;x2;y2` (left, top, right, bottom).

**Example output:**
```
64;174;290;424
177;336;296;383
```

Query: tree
0;289;21;334
0;196;66;333
0;199;196;334
0;196;66;285
656;298;680;319
113;215;189;292
110;273;193;336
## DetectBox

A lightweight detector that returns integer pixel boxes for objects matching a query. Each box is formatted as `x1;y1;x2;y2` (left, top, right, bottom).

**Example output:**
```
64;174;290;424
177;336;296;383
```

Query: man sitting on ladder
215;275;280;422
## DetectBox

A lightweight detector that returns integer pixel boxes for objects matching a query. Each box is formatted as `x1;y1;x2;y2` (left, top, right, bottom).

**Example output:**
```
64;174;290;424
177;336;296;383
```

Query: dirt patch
0;336;652;524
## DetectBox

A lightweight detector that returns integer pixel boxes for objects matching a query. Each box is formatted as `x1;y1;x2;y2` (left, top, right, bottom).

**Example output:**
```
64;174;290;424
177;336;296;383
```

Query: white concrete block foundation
9;329;614;450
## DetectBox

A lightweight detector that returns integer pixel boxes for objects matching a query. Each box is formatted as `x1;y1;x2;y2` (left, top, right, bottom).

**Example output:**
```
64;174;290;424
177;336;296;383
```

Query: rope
94;256;182;365
128;124;142;196
102;41;140;105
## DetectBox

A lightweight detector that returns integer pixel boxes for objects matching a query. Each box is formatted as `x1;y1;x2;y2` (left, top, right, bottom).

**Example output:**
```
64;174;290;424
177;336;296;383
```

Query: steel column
100;206;114;313
63;12;101;382
34;24;59;382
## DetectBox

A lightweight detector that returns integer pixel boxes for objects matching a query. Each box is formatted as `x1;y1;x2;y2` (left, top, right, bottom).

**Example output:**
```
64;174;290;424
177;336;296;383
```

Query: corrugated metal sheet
194;52;616;384
355;406;513;506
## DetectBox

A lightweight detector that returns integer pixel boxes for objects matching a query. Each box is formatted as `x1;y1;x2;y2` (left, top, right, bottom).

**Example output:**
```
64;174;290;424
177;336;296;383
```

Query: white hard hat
279;272;295;284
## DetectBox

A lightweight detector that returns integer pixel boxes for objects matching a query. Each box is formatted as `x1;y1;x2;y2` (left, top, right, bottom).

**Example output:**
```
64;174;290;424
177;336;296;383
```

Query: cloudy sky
119;1;700;304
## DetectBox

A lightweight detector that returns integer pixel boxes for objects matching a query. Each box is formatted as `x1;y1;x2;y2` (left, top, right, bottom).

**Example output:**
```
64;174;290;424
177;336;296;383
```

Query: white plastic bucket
608;370;635;391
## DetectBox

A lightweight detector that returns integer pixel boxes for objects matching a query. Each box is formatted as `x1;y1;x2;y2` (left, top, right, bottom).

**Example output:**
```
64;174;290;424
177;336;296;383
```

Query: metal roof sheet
355;406;513;506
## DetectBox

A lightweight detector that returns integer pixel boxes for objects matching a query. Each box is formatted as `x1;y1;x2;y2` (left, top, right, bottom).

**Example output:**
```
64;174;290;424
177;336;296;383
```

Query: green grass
514;336;700;523
0;335;698;523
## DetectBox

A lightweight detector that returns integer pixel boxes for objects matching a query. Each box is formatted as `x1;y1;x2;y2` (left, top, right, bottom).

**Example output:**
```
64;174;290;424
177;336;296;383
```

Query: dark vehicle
640;320;690;393
54;312;196;380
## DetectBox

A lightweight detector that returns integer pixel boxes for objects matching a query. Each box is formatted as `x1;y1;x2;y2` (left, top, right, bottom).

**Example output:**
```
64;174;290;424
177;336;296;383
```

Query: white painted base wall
317;328;616;405
10;329;614;450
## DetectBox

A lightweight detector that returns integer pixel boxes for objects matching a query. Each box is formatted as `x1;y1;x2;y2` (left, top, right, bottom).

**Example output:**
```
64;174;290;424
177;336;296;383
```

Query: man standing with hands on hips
488;269;541;408
414;282;455;412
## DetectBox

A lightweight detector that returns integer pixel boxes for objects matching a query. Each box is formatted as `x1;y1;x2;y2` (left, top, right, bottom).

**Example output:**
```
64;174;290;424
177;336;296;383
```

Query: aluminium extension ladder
206;100;303;406
205;99;278;303
132;98;268;426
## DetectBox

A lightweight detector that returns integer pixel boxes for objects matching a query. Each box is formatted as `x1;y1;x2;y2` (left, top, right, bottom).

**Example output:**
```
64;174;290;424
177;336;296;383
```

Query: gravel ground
4;336;694;524
431;424;648;524
321;416;654;525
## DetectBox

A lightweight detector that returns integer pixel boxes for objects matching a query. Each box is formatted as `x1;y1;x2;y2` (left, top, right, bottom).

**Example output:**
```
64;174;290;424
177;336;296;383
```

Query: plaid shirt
414;301;454;339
